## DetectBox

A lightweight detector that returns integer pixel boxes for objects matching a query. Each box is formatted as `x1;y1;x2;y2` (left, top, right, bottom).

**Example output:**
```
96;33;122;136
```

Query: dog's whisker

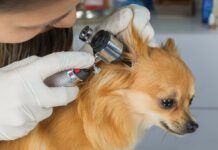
161;131;168;142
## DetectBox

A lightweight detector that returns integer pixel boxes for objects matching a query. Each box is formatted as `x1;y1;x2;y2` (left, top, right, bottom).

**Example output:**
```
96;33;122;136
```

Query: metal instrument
44;26;127;87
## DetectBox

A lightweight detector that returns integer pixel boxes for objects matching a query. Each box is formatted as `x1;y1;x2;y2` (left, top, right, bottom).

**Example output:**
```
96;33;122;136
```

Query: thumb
31;51;95;79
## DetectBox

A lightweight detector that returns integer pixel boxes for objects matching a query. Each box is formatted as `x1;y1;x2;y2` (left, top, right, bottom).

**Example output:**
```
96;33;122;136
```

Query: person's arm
0;52;94;141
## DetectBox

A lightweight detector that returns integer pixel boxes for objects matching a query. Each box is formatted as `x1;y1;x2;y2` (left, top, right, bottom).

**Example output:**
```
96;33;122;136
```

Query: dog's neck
73;65;152;150
76;92;147;150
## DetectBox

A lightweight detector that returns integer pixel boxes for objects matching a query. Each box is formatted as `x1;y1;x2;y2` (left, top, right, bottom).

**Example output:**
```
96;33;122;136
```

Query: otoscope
44;26;128;87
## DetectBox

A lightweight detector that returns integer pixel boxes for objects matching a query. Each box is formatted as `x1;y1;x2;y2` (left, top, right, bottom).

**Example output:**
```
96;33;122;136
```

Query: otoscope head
79;26;124;64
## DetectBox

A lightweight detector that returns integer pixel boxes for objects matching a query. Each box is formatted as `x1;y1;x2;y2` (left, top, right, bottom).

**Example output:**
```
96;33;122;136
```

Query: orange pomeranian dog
0;23;198;150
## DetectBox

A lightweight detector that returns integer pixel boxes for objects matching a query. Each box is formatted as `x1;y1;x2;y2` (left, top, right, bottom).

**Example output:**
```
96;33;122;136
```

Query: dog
0;23;198;150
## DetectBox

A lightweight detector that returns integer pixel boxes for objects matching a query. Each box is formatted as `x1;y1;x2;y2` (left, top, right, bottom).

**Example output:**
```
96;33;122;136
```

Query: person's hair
0;28;73;67
0;0;59;13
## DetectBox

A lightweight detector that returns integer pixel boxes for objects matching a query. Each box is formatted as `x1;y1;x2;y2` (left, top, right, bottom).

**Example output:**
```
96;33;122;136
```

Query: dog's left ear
162;38;180;57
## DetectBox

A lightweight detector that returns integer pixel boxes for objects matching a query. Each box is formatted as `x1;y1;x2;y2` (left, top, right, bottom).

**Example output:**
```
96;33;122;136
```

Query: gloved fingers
126;5;158;47
0;106;50;128
128;4;151;21
139;22;154;39
39;86;79;108
145;23;158;47
139;22;158;47
0;129;11;141
79;44;94;54
64;86;80;101
1;56;39;72
96;7;133;35
0;108;34;127
127;4;151;31
21;105;53;122
0;122;37;141
30;51;94;79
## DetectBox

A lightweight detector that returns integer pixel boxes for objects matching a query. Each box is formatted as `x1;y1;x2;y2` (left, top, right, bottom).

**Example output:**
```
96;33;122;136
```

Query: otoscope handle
44;69;90;87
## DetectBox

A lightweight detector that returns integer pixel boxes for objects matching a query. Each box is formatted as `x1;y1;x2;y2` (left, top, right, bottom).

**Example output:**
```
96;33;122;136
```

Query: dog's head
79;26;198;140
117;26;198;135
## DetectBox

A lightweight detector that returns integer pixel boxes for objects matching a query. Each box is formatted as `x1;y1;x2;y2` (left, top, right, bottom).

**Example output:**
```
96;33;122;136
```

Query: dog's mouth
160;121;185;135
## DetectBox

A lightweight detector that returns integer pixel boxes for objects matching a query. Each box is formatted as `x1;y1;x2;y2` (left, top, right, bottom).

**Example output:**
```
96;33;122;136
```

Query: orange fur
0;23;196;150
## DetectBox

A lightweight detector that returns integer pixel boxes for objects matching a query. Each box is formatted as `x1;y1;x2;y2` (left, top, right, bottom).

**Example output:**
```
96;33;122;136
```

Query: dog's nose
186;121;199;133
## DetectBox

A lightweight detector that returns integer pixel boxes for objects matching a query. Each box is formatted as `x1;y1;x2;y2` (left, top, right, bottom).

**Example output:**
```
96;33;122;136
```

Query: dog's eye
161;99;176;109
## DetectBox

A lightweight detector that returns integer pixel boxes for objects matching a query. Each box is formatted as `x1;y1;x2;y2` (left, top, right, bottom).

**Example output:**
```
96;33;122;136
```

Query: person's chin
40;27;54;34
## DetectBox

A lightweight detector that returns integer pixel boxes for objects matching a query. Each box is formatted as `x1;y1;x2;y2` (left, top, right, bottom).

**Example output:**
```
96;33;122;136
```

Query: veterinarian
0;0;156;141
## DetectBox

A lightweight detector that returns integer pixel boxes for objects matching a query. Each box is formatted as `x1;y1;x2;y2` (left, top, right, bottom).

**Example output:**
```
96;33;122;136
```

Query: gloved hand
0;51;94;141
81;4;158;53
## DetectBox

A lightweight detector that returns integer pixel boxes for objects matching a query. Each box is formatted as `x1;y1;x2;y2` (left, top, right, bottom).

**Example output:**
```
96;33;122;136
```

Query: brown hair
0;28;73;68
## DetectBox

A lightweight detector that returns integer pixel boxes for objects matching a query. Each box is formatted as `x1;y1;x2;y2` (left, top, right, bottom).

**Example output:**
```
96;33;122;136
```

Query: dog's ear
117;23;150;62
162;38;180;57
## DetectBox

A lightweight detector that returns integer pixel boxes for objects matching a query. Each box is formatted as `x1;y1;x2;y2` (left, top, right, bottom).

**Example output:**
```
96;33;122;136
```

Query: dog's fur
0;23;197;150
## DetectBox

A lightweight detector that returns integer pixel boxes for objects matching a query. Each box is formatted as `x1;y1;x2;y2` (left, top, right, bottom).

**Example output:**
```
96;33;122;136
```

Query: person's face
0;0;78;43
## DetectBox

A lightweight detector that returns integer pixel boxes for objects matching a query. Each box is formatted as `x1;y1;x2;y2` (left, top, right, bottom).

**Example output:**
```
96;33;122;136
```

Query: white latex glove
81;4;158;53
0;51;94;141
126;4;158;47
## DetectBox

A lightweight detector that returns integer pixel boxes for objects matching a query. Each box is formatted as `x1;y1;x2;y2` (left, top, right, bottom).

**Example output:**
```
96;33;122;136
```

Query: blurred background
73;0;218;150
